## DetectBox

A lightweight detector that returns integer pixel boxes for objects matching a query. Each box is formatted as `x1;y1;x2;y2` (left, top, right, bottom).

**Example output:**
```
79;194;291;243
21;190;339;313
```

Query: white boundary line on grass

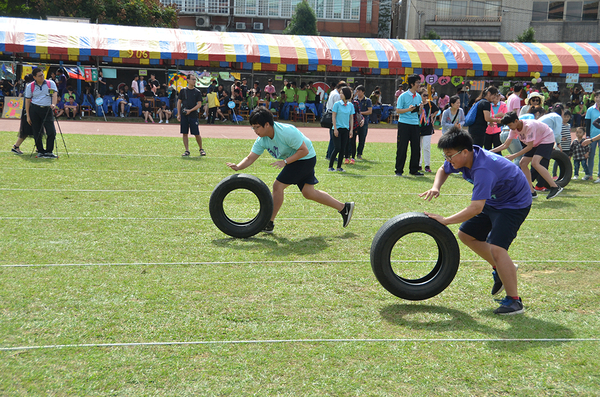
0;216;598;222
2;337;599;351
3;259;599;268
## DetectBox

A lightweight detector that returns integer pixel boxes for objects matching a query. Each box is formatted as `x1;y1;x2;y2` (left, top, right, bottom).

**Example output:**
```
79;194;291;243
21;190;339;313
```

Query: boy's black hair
340;86;352;100
437;126;473;152
249;106;274;127
32;67;44;77
407;74;420;87
500;111;519;126
594;90;600;97
449;95;460;105
563;109;572;117
356;85;366;92
513;83;523;93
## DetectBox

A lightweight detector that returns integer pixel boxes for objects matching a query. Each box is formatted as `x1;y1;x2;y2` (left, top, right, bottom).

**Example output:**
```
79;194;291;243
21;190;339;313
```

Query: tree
284;0;318;36
424;30;441;40
2;0;178;28
0;0;36;17
516;27;537;43
378;0;392;38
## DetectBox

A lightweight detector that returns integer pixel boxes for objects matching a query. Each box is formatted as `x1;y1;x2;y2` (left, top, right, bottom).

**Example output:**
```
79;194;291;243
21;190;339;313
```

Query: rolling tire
370;212;460;301
209;174;273;238
551;150;572;188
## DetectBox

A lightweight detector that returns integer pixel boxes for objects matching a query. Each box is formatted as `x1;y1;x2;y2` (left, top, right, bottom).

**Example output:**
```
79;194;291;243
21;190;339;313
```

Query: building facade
162;0;380;37
393;0;600;42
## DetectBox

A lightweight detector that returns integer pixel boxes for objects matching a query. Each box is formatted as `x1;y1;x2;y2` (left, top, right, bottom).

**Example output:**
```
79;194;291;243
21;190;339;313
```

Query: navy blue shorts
459;204;531;250
524;142;553;159
180;114;200;136
276;156;319;191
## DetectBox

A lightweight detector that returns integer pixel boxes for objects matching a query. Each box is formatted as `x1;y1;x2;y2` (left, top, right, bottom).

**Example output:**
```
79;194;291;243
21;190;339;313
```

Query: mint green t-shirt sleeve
251;137;265;156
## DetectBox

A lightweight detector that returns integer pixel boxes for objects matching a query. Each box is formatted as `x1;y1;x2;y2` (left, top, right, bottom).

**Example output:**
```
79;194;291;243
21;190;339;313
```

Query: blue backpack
463;101;480;127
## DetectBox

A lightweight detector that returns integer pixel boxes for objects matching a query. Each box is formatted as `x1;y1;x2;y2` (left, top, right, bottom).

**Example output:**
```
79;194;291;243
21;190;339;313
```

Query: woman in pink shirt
492;112;563;199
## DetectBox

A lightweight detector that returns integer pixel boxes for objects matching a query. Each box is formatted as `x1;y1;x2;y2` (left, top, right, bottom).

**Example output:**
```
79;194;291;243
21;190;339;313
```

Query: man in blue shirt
420;127;532;315
584;90;600;182
395;74;423;176
226;107;354;233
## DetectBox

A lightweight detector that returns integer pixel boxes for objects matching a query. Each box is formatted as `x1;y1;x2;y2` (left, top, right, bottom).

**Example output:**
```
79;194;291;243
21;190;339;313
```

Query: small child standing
570;127;590;179
553;110;573;177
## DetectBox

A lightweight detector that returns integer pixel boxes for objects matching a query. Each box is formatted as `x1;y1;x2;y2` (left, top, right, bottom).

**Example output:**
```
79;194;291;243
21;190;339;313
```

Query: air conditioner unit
213;25;227;32
253;22;264;30
236;22;246;30
195;16;210;27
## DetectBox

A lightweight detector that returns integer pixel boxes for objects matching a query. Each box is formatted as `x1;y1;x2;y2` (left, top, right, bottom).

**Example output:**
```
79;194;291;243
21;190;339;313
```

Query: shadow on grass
211;234;331;256
380;303;574;351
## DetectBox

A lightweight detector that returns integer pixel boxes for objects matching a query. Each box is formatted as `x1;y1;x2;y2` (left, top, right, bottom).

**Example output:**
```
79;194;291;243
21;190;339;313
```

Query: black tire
370;212;460;301
551;150;572;187
209;174;273;238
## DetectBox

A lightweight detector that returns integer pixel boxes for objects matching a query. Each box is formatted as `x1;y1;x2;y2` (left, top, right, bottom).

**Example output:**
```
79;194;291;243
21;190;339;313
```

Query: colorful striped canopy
2;17;600;77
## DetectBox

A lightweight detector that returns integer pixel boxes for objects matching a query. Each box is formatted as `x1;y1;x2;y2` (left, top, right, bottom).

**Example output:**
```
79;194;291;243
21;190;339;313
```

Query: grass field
1;130;599;396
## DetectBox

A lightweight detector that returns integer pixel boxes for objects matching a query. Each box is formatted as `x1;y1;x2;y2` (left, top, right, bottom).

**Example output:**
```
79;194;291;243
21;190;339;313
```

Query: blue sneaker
493;296;524;315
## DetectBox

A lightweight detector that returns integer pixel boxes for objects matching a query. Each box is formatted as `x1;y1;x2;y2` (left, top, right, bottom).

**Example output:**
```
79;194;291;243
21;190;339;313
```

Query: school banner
2;97;24;119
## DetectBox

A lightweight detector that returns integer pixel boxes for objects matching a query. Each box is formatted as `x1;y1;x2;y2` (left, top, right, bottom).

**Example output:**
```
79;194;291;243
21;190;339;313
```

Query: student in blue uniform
420;127;532;315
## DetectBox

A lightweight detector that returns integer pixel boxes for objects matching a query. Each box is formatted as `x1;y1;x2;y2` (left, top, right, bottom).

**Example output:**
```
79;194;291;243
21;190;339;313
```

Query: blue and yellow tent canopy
2;17;600;77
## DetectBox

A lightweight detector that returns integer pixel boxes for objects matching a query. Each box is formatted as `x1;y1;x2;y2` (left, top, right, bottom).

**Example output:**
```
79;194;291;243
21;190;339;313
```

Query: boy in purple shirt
420;127;532;315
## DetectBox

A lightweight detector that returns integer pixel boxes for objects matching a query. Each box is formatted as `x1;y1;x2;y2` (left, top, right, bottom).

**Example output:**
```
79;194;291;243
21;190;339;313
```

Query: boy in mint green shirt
226;107;354;233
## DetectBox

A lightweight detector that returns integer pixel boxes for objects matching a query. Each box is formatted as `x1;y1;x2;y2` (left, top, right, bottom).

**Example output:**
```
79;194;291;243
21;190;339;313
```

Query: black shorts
459;204;531;251
276;156;319;191
523;142;554;159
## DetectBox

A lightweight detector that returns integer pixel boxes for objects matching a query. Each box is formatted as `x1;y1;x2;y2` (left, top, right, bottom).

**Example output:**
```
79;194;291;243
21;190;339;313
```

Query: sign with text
566;73;579;84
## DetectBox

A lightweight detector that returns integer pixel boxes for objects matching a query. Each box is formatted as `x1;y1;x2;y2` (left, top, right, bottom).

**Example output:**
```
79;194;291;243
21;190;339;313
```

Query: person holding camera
394;74;423;176
177;74;205;157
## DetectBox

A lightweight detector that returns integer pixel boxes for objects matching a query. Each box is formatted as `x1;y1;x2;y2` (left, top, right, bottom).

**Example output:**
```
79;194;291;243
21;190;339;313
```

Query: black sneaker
340;202;355;228
546;186;563;200
491;264;518;296
531;191;537;199
262;220;274;234
36;152;47;158
45;152;58;158
491;270;503;296
410;172;424;176
493;296;524;315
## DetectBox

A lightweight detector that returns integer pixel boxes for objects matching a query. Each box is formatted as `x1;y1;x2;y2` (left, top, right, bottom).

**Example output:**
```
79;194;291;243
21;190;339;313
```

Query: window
452;1;468;16
245;0;257;15
226;0;358;20
548;1;565;19
268;0;279;16
484;1;501;17
532;1;548;20
366;0;372;23
566;1;583;20
436;1;451;17
333;1;343;18
470;0;485;16
583;0;600;19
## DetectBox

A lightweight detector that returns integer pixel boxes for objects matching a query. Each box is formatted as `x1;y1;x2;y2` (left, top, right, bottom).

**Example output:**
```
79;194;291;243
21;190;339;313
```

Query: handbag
320;109;333;129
